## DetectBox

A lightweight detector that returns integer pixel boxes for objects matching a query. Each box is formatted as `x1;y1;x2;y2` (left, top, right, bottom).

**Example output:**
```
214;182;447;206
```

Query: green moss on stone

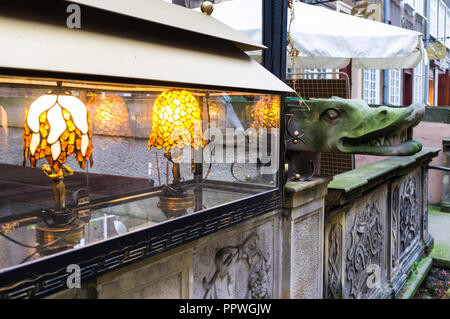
401;257;432;299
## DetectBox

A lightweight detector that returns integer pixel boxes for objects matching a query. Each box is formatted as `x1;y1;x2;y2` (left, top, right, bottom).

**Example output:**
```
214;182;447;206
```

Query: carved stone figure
286;97;424;176
202;231;271;299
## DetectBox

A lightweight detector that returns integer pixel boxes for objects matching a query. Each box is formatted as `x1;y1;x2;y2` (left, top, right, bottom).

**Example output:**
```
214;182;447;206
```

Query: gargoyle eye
323;108;340;121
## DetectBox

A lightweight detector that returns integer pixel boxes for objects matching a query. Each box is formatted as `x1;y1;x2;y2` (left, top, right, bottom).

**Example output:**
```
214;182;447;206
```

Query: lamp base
158;190;194;219
36;212;85;255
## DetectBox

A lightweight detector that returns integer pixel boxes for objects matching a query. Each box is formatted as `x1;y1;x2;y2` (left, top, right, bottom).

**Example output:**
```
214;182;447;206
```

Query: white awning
207;0;426;69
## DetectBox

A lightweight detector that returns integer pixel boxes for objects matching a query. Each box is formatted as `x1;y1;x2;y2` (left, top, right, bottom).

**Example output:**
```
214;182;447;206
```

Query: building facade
304;0;450;107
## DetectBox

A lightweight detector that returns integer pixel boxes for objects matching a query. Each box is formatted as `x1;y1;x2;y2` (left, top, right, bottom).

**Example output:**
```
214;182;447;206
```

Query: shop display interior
0;78;281;269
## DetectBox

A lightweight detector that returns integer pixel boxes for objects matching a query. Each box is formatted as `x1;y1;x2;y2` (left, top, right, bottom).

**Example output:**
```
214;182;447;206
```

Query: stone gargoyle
286;97;425;179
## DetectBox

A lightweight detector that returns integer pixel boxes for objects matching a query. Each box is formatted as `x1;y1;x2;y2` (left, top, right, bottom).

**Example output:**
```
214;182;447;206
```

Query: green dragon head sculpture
287;97;424;156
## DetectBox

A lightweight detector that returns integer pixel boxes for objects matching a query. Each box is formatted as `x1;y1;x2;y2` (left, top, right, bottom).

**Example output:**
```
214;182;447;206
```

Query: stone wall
325;148;438;298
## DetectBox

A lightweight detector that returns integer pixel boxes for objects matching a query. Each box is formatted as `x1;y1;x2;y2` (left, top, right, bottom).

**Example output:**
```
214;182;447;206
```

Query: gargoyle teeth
350;129;410;147
342;128;412;149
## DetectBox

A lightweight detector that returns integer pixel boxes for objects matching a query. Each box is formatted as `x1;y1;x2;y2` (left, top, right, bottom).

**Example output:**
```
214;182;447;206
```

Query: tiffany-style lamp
148;89;205;217
23;85;93;243
207;101;226;128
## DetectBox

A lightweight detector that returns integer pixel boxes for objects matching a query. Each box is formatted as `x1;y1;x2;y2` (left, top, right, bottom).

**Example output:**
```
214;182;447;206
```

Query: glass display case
0;78;281;272
0;0;292;298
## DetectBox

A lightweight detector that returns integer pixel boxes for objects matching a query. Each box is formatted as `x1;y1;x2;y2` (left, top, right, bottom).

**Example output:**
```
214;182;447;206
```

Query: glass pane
0;77;280;269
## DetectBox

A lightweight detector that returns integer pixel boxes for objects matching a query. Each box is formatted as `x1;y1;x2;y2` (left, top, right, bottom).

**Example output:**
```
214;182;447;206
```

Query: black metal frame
262;0;288;190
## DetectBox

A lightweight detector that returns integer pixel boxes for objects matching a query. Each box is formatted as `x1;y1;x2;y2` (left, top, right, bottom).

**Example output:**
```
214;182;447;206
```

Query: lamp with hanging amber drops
22;84;93;248
148;90;205;218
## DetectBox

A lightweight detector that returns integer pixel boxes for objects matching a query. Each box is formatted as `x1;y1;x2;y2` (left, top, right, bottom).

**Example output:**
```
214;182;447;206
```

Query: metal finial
201;1;214;15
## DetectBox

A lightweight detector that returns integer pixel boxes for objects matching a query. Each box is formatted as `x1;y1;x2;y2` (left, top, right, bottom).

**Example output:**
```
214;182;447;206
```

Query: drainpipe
383;0;390;105
424;0;430;106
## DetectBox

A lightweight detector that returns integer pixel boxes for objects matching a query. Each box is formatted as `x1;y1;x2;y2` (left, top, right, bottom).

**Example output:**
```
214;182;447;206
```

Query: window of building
404;0;424;16
438;0;446;42
303;69;334;79
363;69;380;104
447;9;450;48
430;0;438;38
413;60;424;103
416;0;424;16
388;69;402;106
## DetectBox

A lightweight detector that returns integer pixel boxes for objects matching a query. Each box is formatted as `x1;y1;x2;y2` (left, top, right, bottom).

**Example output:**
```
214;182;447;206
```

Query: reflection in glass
250;96;280;129
86;93;131;137
0;104;8;146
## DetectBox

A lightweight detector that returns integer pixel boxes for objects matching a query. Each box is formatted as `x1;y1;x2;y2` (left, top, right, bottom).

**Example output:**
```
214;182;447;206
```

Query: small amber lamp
251;96;281;129
86;93;131;136
23;84;93;244
207;102;226;128
148;89;205;217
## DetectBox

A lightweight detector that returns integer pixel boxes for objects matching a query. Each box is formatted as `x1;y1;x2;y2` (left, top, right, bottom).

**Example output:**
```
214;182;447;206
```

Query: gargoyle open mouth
340;127;422;156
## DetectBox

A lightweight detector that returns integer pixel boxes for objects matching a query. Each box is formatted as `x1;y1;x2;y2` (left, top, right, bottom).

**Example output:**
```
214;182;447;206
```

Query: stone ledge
327;147;440;208
284;177;331;209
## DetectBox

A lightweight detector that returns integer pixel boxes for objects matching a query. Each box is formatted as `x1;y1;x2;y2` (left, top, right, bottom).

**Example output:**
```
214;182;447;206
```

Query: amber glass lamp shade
251;96;280;129
23;94;93;172
148;90;205;151
86;93;131;136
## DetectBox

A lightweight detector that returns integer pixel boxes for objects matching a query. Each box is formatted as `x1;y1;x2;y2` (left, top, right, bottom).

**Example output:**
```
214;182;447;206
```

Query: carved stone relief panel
344;185;387;299
345;201;384;299
422;167;429;240
193;215;276;299
391;184;400;272
398;172;421;258
325;219;343;299
201;231;271;299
